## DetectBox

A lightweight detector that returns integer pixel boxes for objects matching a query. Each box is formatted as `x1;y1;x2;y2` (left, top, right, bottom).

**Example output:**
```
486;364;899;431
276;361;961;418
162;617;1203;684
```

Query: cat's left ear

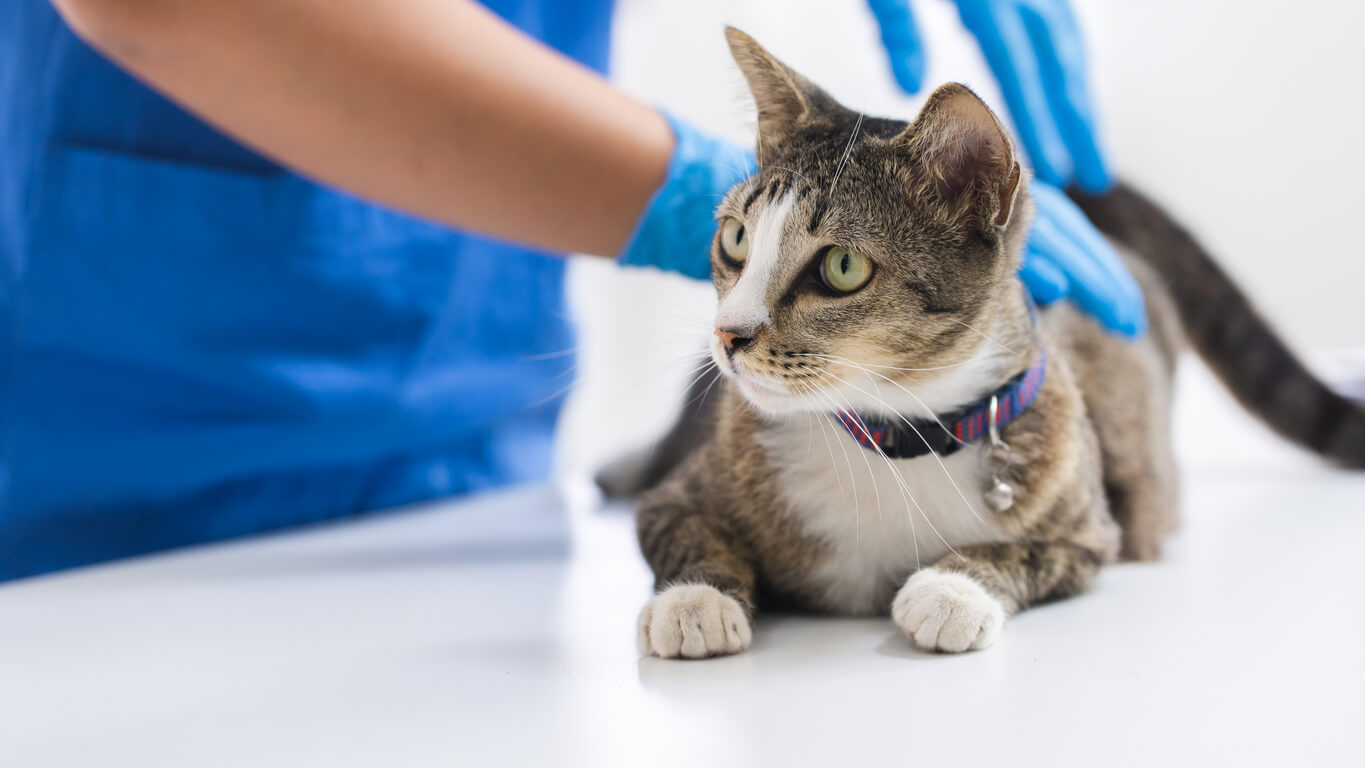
896;84;1022;230
725;27;832;160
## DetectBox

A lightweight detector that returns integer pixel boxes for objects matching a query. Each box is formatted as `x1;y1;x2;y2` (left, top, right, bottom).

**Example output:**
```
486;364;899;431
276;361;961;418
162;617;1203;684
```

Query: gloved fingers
1030;182;1113;264
958;1;1072;187
618;114;755;281
1017;2;1111;192
868;0;927;94
1029;187;1146;336
1018;252;1070;306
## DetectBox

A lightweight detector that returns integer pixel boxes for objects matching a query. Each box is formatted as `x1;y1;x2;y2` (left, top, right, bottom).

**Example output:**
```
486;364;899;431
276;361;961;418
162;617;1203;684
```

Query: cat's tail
1071;183;1365;468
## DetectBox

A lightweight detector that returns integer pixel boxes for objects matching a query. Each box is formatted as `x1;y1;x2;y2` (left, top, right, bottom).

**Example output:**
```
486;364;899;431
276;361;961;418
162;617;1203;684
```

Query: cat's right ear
725;28;821;157
897;83;1022;231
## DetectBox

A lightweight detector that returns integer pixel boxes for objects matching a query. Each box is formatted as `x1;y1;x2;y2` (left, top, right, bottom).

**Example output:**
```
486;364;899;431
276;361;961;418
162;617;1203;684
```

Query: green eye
720;217;749;265
821;246;874;293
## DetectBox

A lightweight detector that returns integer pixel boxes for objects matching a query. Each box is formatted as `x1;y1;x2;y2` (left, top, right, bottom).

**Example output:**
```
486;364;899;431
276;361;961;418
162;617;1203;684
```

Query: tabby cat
614;29;1365;657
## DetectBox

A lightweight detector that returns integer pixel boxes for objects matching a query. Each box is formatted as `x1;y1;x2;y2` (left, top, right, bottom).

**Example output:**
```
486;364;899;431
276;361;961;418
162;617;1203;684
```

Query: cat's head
710;28;1035;418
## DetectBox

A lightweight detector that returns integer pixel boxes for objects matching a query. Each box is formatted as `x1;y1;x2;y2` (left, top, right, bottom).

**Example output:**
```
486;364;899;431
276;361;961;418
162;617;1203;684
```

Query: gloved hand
870;0;1110;192
619;114;755;280
1022;182;1145;336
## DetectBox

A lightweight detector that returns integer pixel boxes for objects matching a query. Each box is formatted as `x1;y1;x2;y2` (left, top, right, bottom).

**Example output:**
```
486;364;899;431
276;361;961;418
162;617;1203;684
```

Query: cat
611;28;1365;658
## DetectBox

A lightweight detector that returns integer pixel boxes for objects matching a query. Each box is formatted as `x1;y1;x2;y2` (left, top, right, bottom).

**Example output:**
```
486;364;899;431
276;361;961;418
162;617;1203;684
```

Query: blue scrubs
0;0;614;580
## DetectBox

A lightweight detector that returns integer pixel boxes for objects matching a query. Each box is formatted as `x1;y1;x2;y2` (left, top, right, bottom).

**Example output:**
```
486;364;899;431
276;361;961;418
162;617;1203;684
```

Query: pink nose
715;327;752;352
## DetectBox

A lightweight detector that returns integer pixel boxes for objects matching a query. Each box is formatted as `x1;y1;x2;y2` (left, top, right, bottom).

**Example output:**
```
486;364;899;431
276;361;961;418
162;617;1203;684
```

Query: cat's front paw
892;569;1004;653
638;584;752;659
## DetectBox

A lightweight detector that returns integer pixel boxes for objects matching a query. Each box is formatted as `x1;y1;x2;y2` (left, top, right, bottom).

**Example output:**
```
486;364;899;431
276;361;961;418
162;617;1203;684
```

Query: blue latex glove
1022;182;1145;336
869;0;1110;192
619;114;756;280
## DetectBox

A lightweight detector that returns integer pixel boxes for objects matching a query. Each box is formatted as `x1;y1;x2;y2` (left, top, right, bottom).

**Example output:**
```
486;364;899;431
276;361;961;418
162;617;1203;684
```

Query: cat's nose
715;327;753;354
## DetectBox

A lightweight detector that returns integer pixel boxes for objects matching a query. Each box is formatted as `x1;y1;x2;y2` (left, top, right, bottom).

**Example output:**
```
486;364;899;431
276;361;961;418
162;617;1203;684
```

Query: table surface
3;362;1364;768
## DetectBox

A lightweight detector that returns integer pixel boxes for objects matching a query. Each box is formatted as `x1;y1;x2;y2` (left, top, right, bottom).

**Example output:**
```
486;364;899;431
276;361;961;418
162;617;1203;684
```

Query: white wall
555;0;1365;478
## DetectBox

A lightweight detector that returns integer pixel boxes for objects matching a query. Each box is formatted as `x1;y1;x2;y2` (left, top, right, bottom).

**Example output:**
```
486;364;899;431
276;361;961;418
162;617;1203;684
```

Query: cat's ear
898;84;1022;230
725;27;826;156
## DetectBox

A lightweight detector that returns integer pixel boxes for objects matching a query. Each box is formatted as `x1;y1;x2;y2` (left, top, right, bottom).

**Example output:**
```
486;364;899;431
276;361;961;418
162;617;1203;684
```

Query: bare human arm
52;0;674;259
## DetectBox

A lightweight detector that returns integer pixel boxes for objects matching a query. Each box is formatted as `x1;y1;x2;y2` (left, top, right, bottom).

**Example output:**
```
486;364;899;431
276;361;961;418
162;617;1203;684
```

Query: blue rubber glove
619;114;756;280
1022;182;1145;336
869;0;1111;192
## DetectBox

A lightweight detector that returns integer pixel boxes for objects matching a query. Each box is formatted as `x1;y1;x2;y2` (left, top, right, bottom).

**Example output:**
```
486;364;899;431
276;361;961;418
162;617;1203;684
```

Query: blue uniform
0;0;613;580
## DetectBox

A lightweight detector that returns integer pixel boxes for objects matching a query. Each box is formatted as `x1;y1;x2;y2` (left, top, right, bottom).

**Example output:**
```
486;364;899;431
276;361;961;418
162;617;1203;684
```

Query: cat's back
1041;248;1185;438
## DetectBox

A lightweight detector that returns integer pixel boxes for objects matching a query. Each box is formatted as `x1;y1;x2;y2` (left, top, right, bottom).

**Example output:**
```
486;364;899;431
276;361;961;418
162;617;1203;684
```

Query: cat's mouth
723;360;808;412
711;337;814;412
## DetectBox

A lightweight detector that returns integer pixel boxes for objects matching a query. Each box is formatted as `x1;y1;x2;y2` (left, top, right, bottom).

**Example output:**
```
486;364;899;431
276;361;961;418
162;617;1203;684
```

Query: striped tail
1071;183;1365;469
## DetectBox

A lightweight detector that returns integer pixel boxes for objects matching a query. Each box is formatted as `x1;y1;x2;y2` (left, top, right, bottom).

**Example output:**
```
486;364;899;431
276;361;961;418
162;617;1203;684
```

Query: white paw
892;569;1005;653
638;584;752;659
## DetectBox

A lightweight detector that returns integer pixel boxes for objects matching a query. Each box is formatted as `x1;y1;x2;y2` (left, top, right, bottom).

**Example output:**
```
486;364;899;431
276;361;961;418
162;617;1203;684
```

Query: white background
556;0;1365;478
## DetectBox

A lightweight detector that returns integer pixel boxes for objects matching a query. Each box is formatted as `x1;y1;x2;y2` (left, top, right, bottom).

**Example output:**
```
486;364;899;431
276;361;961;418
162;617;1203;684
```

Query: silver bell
984;480;1015;512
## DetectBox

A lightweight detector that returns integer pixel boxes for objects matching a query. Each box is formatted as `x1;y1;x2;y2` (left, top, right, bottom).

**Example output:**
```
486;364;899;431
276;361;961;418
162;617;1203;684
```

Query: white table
3;362;1364;767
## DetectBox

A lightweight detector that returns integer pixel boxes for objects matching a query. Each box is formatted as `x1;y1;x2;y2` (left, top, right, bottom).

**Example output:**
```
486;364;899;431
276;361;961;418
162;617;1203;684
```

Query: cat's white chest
760;419;1005;614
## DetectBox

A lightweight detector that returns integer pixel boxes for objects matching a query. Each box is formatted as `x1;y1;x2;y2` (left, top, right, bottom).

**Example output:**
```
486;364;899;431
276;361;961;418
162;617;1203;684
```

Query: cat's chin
730;373;814;415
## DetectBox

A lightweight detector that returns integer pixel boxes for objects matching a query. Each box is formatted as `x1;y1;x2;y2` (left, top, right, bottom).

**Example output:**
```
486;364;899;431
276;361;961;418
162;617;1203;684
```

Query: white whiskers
807;370;945;564
810;363;988;531
828;112;864;197
950;317;1020;356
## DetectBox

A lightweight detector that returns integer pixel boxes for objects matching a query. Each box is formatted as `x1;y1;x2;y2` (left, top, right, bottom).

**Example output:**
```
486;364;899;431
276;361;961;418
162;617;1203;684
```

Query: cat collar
833;349;1047;460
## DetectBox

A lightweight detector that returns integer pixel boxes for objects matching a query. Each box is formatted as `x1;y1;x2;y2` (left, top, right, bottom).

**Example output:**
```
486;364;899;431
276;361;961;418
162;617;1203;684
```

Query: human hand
1021;182;1145;336
868;0;1111;192
619;114;755;280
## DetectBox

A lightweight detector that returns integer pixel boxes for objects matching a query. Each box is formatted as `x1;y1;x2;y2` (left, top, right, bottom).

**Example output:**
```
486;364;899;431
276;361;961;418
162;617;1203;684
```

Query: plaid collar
833;349;1047;460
